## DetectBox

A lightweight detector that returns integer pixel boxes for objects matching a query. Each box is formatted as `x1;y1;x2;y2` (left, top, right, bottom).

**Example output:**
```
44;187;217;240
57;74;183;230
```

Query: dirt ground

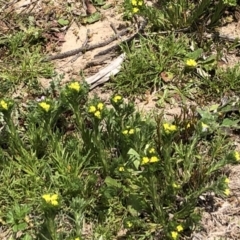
9;0;240;239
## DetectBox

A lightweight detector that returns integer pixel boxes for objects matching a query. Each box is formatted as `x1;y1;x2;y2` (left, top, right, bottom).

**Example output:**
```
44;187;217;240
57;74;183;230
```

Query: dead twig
43;27;130;61
94;19;148;57
70;29;90;63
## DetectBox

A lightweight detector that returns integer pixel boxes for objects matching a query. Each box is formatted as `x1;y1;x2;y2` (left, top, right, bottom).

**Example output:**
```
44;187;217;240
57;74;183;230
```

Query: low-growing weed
0;80;239;239
124;0;237;30
0;22;54;96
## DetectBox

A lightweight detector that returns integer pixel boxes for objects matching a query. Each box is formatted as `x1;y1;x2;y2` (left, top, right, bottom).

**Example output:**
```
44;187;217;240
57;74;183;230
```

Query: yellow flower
126;221;132;228
149;148;155;154
131;0;142;6
75;238;80;240
186;59;197;67
172;183;181;189
149;156;159;163
42;193;59;206
131;0;137;5
119;166;125;172
163;123;177;134
141;157;150;165
68;82;80;92
201;122;209;132
171;231;178;240
186;123;191;128
97;102;104;110
176;225;183;232
39;102;51;112
122;127;134;135
128;129;135;134
94;110;101;119
224;188;230;196
234;151;240;161
51;200;58;206
113;95;122;103
24;216;30;223
42;194;51;202
0;100;8;110
122;130;128;135
224;178;230;184
133;7;139;13
51;194;58;201
89;105;96;113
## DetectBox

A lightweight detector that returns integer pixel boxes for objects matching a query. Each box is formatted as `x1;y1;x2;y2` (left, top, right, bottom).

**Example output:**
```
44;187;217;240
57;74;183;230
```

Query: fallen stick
43;28;130;61
85;53;126;89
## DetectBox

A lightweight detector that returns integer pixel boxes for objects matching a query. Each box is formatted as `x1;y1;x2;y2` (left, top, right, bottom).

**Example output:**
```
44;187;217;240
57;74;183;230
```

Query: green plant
0;80;238;239
1;0;240;238
0;27;54;96
5;204;31;238
125;0;237;30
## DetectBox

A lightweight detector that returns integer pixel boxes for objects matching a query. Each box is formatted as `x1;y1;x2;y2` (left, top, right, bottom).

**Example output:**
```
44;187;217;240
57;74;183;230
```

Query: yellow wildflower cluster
131;0;143;13
0;100;8;110
119;166;125;172
141;156;159;165
148;147;155;154
176;225;183;232
0;99;14;113
172;183;181;189
122;126;135;135
42;193;59;206
88;102;104;119
234;151;240;161
223;177;230;196
132;7;139;13
68;82;81;92
186;59;197;67
163;123;177;134
171;231;178;240
112;95;122;104
126;221;133;228
39;102;51;112
201;122;209;132
171;224;183;239
224;188;230;196
224;178;230;184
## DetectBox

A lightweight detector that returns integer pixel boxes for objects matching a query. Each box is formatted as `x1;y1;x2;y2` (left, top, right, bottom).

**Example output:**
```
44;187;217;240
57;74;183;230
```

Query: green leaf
209;104;220;112
186;48;203;60
127;205;138;217
102;4;112;9
58;18;69;26
22;233;33;240
221;118;240;128
127;194;147;215
105;176;122;188
85;12;101;24
12;222;28;232
200;55;216;65
127;148;140;169
197;108;215;120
